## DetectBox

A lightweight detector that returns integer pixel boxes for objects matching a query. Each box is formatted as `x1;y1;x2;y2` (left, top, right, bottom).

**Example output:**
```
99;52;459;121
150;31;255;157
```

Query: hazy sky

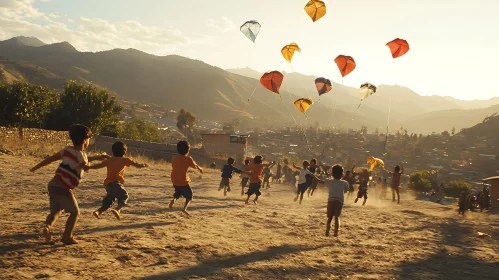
0;0;498;100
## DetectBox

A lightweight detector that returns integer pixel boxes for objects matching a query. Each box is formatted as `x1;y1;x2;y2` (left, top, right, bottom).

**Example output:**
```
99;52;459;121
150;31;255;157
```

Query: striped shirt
55;147;88;189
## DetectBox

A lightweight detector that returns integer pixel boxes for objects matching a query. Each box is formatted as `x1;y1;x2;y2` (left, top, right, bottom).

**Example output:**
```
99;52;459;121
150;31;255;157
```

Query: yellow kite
294;98;314;114
367;156;385;171
281;43;301;63
304;0;327;22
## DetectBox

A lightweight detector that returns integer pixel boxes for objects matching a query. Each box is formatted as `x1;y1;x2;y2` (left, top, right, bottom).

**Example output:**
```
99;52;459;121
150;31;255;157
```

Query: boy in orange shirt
85;142;148;220
169;141;203;215
245;156;274;205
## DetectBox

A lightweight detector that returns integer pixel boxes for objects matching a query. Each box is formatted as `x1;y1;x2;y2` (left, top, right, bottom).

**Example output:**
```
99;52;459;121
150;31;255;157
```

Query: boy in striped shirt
30;124;109;245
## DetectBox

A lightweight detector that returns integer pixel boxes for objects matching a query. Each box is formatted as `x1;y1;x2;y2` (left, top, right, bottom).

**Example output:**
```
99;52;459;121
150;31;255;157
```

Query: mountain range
1;36;498;134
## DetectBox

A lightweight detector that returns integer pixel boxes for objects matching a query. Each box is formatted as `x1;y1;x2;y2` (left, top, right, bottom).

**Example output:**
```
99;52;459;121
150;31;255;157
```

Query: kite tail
383;93;393;155
247;85;258;102
357;102;362;109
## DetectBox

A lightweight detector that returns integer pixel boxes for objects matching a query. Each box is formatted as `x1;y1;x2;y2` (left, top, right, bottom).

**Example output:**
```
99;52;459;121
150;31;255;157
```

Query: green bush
443;180;472;198
407;170;433;193
119;117;162;143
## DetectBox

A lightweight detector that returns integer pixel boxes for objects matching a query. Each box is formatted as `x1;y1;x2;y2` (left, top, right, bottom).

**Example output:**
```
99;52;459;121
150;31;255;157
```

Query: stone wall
89;135;202;161
0;126;72;146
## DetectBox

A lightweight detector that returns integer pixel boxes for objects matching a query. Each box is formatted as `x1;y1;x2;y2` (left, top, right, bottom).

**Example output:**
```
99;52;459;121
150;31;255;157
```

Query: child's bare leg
62;211;79;245
334;216;340;237
245;195;251;204
241;187;245;196
311;188;315;196
396;189;400;204
307;188;312;197
253;195;259;205
224;186;228;196
294;189;300;202
326;216;333;236
299;193;304;204
44;209;62;243
182;199;191;215
169;198;177;208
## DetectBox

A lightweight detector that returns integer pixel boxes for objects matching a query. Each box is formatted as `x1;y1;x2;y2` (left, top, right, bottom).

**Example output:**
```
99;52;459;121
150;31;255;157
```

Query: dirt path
0;154;498;280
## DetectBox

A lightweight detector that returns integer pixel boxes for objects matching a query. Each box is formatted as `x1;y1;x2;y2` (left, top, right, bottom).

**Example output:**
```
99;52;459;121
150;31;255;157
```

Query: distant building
201;134;249;163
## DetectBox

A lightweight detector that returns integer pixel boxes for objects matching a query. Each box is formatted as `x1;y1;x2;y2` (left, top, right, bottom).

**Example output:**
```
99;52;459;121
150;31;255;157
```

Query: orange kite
304;0;327;22
386;38;410;58
334;55;356;77
260;71;284;94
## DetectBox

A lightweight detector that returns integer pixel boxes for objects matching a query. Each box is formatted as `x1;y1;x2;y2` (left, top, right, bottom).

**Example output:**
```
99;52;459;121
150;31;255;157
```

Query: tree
451;127;456;136
176;109;197;131
374;128;379;135
47;81;122;133
0;81;56;128
407;170;433;193
119;117;162;143
441;130;450;137
443;180;472;198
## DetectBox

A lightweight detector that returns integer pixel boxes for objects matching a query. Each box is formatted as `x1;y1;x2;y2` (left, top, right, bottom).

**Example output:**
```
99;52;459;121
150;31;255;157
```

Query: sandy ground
0;153;498;280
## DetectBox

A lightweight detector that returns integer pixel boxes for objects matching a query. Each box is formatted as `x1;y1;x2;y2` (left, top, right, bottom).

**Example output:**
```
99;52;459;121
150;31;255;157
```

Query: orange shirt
250;164;264;184
103;157;133;187
171;155;197;186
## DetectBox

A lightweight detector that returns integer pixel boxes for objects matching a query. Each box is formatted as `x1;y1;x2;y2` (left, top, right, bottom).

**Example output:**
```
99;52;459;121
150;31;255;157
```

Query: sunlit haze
1;0;498;100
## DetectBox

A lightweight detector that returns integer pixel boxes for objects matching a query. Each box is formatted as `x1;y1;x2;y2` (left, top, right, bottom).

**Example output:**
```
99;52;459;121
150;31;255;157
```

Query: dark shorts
310;181;319;190
173;185;193;200
246;182;262;196
297;183;309;195
327;200;343;218
241;178;249;187
357;189;368;199
102;181;129;208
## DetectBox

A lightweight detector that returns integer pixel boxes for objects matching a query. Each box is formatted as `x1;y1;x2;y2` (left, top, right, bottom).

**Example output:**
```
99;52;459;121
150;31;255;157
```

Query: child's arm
192;160;203;174
292;163;301;170
85;160;108;171
30;152;62;172
88;153;111;162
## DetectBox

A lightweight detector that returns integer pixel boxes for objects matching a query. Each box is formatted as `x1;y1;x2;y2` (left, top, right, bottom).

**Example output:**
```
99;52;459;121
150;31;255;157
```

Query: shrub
443;180;472;198
407;170;433;193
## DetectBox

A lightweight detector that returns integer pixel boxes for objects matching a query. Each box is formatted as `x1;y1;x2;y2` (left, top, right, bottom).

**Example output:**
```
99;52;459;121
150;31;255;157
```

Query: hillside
0;37;382;130
459;113;499;141
403;105;499;134
0;36;497;134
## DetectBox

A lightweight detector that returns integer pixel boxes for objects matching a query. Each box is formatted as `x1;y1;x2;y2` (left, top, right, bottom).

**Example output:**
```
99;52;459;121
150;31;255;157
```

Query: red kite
386;38;410;58
260;71;284;94
334;55;356;77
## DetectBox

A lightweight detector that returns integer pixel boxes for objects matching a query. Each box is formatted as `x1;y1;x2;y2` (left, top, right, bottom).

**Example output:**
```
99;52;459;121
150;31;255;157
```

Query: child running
353;165;371;206
262;162;276;189
245;156;273;205
307;158;319;197
292;161;322;205
169;141;203;216
85;142;148;220
325;164;349;239
241;159;251;196
219;157;245;196
30;124;109;245
388;165;404;204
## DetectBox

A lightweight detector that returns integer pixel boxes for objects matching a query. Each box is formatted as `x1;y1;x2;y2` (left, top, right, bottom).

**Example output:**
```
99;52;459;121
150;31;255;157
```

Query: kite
294;98;314;114
240;20;261;43
334;55;356;77
304;0;327;22
315;77;332;96
281;43;301;63
367;156;384;171
386;38;410;58
360;82;377;101
260;71;284;94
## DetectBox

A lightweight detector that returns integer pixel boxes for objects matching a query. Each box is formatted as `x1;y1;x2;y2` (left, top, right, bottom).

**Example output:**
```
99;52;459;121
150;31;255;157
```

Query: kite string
283;81;308;143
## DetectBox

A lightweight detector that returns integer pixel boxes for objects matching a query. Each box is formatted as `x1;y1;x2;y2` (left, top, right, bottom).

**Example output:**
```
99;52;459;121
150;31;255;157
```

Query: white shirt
326;179;349;204
297;168;312;184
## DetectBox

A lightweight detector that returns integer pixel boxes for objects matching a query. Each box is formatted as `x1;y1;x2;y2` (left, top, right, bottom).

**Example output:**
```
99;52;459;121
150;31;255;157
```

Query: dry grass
0;138;61;158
